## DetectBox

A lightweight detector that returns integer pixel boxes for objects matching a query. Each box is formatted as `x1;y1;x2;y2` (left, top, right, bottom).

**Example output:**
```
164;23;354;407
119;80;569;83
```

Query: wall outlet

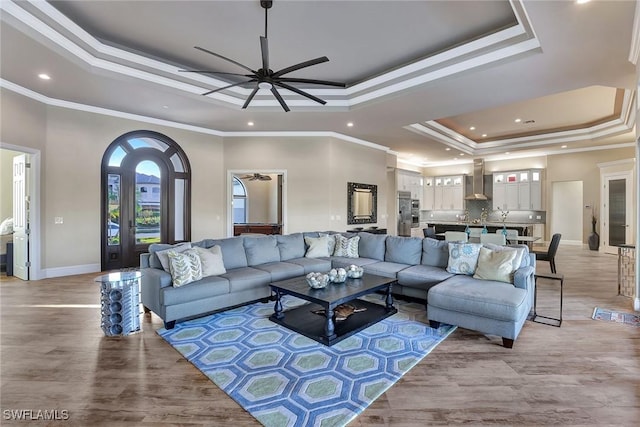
54;216;63;224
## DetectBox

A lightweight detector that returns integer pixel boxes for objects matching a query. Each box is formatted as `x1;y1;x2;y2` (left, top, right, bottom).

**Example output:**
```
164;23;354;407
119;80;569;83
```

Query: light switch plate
54;217;63;224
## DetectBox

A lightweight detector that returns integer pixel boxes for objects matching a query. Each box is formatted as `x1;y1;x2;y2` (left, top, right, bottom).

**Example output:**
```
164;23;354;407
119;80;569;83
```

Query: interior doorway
228;170;286;237
601;171;634;254
0;145;41;280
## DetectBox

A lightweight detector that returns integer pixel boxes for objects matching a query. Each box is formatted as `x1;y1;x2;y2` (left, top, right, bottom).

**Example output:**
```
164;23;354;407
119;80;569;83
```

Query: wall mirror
347;182;377;224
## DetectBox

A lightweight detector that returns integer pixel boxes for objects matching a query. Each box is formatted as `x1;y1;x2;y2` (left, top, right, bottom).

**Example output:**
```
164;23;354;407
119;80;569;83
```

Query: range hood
464;159;490;201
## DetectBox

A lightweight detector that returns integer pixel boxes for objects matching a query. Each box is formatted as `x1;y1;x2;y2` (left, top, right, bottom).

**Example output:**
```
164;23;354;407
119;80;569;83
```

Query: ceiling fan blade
202;79;256;96
272;56;329;78
274;82;326;105
277;77;346;88
242;86;260;109
270;86;290;112
260;36;269;71
194;46;256;74
179;70;254;78
260;176;273;181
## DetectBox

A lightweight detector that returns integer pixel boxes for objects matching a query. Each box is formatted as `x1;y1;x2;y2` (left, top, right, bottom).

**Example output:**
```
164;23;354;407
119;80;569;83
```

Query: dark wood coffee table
269;273;397;346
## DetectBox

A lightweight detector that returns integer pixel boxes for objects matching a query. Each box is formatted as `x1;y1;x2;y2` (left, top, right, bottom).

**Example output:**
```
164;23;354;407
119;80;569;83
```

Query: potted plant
588;205;599;250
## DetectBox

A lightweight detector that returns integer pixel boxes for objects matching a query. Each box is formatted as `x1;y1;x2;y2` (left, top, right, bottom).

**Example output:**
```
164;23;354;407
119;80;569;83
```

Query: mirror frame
347;182;377;224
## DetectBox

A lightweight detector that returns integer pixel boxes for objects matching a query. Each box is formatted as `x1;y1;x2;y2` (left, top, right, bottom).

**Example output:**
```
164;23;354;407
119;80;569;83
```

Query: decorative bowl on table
346;264;364;278
328;268;347;283
306;272;330;289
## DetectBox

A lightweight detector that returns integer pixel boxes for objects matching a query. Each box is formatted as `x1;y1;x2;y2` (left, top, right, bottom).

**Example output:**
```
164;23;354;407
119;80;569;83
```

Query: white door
601;172;634;254
12;154;29;280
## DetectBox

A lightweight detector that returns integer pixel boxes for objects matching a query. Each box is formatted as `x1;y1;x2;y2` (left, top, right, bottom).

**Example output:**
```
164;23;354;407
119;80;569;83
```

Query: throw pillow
446;242;482;275
304;235;330;258
168;249;202;287
193;245;226;277
155;242;192;272
319;233;338;255
333;234;360;258
483;243;526;271
473;247;519;283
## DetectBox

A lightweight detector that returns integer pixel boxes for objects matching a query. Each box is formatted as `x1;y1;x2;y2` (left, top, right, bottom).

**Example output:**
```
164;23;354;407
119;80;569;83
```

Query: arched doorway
101;131;191;270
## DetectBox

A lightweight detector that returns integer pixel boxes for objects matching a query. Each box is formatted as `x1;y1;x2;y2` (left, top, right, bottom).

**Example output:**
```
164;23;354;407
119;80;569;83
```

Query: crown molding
1;0;540;110
0;79;390;154
405;89;636;156
629;0;640;65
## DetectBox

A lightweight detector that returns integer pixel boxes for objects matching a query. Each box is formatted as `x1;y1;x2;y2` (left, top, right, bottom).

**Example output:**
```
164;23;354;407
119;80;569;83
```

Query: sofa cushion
209;237;248;270
446;243;482;275
421;238;449;268
193;245;226;277
220;267;272;293
161;276;230;306
363;261;410;279
254;261;305;282
357;232;387;261
428;275;528;322
244;235;280;266
397;265;455;290
473;247;518;283
330;256;379;269
385;236;422;265
277;233;305;260
334;235;360;257
286;257;332;274
167;249;202;287
150;242;192;271
319;233;338;255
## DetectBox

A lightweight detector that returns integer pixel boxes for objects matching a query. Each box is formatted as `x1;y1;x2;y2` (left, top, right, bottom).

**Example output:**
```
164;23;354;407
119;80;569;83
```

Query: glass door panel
608;179;626;246
135;161;161;245
107;174;121;246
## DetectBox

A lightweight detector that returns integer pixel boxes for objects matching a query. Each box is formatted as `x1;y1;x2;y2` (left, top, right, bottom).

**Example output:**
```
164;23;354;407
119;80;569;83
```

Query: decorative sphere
306;272;330;289
346;264;364;278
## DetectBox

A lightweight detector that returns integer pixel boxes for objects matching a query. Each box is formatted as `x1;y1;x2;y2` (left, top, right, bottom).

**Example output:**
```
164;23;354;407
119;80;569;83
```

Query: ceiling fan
239;173;272;181
181;0;346;112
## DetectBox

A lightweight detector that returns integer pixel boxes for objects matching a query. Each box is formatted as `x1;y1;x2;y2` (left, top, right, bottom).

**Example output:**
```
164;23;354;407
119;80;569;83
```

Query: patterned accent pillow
168;249;203;287
154;242;192;271
446;242;482;275
333;235;360;258
319;233;338;255
473;247;518;283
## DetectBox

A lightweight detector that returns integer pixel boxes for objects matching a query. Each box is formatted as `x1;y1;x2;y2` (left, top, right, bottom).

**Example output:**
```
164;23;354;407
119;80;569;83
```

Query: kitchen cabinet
397;169;423;204
430;175;465;210
423;177;435;210
493;169;543;211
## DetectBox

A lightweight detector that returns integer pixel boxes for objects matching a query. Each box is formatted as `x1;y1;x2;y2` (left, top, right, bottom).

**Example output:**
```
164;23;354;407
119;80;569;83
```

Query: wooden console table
233;223;282;236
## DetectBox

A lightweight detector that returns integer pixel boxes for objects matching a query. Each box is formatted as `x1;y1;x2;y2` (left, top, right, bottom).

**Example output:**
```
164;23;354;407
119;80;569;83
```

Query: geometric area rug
592;307;640;327
158;295;456;427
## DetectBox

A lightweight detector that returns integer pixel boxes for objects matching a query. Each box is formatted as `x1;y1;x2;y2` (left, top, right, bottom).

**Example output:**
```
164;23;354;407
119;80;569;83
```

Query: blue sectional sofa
140;231;536;347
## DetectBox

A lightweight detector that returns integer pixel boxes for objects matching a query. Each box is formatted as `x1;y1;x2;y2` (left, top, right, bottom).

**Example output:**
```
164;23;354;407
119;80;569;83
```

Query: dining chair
423;226;436;238
480;233;506;245
444;231;468;242
532;233;562;273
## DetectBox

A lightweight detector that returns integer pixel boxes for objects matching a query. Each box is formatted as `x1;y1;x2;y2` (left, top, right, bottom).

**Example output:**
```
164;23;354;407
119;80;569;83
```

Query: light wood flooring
1;246;638;426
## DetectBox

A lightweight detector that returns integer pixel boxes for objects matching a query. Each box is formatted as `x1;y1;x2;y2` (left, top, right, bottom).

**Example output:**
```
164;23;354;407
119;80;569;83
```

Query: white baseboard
559;239;582;246
44;263;101;278
634;298;640;312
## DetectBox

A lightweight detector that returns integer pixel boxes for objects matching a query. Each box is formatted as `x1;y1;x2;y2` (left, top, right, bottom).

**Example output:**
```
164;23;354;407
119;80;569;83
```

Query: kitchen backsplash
421;199;545;224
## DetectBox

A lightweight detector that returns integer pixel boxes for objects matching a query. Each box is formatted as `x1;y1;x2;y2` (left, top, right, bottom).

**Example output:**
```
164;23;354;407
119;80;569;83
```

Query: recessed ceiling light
481;134;487;137
460;153;465;156
445;148;451;151
576;0;590;4
505;152;510;155
247;121;254;126
453;157;458;161
162;105;169;109
561;145;568;148
38;73;50;80
347;122;354;127
469;126;476;130
514;118;522;123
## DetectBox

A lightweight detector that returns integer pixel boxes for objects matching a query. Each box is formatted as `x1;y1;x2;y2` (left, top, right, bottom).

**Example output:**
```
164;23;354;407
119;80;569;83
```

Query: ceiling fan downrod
261;0;273;39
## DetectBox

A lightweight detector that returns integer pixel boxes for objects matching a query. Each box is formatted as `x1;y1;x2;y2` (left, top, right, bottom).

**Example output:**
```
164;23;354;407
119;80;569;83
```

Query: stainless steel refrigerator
397;191;412;236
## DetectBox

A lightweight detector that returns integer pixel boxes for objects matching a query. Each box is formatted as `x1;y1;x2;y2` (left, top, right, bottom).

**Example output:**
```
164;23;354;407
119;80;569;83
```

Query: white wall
551;181;583;245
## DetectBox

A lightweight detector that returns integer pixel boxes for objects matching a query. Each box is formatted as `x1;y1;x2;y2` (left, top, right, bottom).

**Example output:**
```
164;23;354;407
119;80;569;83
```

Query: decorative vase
482;225;488;234
588;223;599;251
465;225;470;237
502;225;508;236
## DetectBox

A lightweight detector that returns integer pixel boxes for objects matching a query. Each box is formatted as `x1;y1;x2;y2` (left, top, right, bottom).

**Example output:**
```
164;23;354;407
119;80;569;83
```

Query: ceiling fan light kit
182;0;345;112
